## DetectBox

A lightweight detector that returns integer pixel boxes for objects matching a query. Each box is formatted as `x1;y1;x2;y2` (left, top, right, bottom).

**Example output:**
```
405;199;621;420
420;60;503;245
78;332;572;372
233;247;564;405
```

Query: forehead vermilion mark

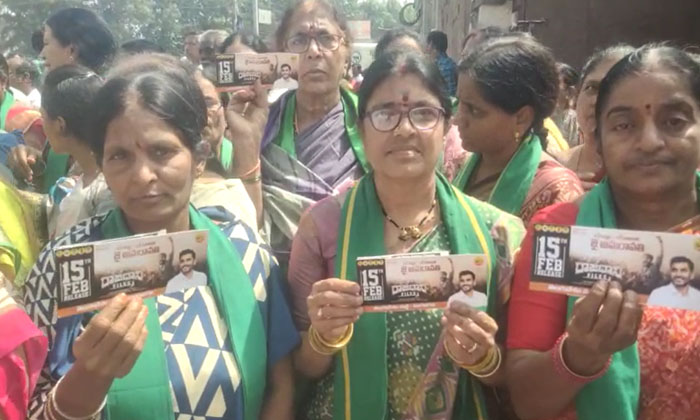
401;92;410;103
645;104;652;114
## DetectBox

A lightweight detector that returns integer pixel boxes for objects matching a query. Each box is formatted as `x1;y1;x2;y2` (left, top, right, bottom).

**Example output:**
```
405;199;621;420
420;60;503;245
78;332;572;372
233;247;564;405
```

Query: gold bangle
241;173;261;184
308;324;354;355
444;340;496;372
471;346;502;378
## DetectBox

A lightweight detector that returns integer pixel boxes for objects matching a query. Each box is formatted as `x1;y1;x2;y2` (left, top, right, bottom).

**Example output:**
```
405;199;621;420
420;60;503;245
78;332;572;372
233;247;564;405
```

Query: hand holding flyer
530;223;700;311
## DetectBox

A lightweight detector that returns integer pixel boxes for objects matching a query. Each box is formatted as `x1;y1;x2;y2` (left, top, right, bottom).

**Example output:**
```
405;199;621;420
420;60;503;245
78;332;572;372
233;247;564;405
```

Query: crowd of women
1;1;699;419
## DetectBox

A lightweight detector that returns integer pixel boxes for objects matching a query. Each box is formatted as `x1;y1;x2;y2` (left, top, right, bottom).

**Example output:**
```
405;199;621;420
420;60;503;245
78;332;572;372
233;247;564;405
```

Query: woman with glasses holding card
288;51;525;420
22;58;299;420
226;0;367;268
452;35;583;223
505;45;700;420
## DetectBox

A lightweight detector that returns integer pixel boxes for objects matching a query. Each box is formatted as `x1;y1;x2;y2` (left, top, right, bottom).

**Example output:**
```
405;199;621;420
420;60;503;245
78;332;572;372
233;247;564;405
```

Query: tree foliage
0;0;405;56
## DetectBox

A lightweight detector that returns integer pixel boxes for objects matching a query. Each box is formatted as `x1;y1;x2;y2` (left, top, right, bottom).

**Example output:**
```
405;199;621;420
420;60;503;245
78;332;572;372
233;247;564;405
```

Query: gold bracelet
471;346;502;378
308;324;354;355
444;340;496;372
241;173;261;184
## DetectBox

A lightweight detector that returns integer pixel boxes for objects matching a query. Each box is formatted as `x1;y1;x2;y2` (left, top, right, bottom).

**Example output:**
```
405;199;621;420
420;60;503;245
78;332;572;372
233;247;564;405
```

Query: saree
0;180;43;287
23;206;299;420
327;173;524;419
260;89;367;266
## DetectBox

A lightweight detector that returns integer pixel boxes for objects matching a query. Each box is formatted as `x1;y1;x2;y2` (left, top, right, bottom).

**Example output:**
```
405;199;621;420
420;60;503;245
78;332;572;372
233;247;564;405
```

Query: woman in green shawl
452;34;583;223
505;45;700;420
288;52;525;420
23;58;299;420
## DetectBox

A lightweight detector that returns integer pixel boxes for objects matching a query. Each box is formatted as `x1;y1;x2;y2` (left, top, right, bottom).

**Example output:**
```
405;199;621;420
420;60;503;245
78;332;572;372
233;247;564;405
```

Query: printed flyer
55;230;209;317
530;223;700;311
357;252;489;312
215;52;299;91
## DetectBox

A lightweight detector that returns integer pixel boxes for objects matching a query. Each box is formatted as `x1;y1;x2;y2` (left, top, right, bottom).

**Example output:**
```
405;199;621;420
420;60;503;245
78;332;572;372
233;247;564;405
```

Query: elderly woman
288;51;525;419
506;45;700;420
23;59;298;420
452;35;582;223
227;0;367;267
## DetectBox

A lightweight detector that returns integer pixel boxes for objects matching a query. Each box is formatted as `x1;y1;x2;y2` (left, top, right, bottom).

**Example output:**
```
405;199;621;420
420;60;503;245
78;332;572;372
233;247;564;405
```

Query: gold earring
515;131;520;143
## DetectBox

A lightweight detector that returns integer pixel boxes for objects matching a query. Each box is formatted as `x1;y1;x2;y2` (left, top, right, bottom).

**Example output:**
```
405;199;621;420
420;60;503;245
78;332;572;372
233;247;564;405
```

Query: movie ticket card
357;253;489;312
55;230;209;317
215;53;299;91
530;223;700;311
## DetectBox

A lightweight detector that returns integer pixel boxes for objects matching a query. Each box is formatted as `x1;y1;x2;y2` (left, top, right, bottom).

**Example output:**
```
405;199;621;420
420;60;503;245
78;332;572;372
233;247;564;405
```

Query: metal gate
513;0;700;69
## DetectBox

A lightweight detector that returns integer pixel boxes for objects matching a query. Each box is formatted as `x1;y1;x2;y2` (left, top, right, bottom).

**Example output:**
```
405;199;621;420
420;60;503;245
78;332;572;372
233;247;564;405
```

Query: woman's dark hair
219;32;269;54
120;39;165;55
579;43;634;89
458;35;559;144
595;44;700;140
42;65;103;144
275;0;352;51
358;52;452;122
90;57;207;163
557;62;579;89
0;54;8;84
375;28;423;58
45;8;116;72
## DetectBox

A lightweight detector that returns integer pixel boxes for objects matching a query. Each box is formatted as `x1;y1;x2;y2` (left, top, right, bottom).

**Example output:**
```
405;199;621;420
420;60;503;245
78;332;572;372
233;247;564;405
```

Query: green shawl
99;206;267;420
332;172;498;419
41;147;71;194
571;178;643;419
0;89;15;131
453;134;542;215
219;137;233;174
274;88;369;172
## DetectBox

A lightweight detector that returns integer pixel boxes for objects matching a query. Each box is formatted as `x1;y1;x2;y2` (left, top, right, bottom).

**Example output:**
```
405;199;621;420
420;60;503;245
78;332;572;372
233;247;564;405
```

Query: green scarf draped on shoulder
0;89;15;130
219;137;234;174
98;206;267;420
571;172;700;418
274;88;369;173
453;134;542;215
332;172;498;419
571;177;645;420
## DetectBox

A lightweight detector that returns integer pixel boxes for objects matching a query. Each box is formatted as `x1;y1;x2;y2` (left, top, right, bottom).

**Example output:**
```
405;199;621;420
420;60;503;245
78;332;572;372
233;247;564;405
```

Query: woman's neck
295;88;341;132
70;143;100;186
374;172;436;226
612;180;698;231
125;206;191;235
478;139;521;179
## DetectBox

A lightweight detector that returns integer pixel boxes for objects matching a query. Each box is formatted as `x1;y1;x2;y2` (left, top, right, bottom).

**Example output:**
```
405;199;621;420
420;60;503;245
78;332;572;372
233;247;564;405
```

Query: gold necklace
381;199;437;241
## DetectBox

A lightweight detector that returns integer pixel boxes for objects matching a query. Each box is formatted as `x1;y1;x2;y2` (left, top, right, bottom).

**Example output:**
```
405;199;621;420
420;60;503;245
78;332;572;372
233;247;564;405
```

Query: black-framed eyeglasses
366;106;445;132
286;33;344;53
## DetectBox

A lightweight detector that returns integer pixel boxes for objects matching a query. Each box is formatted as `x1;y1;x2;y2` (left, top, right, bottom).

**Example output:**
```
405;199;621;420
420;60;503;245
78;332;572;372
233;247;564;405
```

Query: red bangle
550;333;611;384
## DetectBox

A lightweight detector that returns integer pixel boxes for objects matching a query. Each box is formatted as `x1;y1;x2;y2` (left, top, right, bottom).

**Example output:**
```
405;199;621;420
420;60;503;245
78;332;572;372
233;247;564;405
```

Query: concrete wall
437;0;472;59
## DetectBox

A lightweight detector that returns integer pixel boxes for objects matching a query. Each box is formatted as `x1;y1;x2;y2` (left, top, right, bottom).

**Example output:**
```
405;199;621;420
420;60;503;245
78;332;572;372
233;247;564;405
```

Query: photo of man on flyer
165;249;208;294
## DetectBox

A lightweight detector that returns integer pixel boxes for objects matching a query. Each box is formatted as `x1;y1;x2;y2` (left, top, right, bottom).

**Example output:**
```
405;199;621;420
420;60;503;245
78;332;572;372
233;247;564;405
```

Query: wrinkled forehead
287;8;342;36
603;66;698;113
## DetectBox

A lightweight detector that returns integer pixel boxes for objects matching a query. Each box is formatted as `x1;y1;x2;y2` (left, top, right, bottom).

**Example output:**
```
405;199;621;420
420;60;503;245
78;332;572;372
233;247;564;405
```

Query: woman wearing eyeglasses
226;0;366;269
288;51;525;420
452;35;583;223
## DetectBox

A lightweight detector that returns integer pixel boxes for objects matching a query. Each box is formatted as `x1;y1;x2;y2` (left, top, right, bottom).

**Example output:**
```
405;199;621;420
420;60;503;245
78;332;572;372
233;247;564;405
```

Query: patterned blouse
23;209;300;419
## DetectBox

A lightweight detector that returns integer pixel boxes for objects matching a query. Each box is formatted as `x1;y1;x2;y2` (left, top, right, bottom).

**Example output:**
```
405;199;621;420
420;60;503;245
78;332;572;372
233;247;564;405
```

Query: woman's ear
56;116;68;136
514;105;535;135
